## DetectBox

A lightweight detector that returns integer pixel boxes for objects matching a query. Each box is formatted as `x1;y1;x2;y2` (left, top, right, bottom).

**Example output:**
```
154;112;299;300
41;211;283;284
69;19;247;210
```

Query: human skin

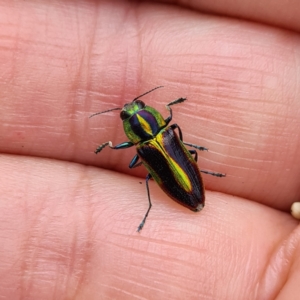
0;1;300;299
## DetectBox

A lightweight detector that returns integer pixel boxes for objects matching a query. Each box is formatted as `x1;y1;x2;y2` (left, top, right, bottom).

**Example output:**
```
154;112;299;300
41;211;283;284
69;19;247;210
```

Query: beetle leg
184;142;208;151
164;97;187;125
200;170;226;177
169;123;183;140
189;150;198;162
137;173;153;232
190;148;225;177
94;141;134;154
170;123;208;151
129;154;143;168
170;124;208;151
190;151;225;177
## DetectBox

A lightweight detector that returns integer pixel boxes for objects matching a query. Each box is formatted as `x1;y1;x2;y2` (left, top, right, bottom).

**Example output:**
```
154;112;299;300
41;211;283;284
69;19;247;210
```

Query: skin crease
0;0;300;299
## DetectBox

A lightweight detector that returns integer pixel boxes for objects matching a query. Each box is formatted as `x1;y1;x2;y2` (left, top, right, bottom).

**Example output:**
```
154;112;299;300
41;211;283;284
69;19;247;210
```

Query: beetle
90;86;225;231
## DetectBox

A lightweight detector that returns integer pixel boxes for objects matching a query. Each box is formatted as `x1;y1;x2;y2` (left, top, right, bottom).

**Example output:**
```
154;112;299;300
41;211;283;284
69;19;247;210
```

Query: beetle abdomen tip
195;203;205;212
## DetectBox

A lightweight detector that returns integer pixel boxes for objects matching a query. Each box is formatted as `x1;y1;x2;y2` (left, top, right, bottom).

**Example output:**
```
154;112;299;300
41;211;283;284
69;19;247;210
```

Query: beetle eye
134;100;145;109
120;110;131;120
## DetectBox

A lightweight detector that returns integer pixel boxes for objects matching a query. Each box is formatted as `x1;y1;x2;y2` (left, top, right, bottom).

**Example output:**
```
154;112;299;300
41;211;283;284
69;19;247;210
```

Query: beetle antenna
89;86;163;118
89;107;122;118
133;86;164;101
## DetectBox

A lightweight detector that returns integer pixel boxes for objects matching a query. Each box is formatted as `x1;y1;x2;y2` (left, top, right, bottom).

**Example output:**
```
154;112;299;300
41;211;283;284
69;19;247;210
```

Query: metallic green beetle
90;87;225;231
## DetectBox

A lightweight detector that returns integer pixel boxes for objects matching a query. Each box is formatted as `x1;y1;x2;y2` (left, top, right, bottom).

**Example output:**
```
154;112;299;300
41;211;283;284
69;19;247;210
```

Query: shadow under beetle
90;87;225;232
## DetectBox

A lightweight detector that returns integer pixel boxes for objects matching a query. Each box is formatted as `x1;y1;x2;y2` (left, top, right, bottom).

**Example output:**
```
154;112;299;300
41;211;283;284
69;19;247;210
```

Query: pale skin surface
0;1;300;299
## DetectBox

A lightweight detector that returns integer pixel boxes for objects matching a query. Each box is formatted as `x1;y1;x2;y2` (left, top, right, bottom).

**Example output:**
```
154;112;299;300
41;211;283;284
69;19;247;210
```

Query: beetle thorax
122;102;167;144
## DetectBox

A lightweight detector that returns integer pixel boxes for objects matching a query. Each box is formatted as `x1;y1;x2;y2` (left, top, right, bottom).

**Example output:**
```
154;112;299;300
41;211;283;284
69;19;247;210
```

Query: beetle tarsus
137;220;145;232
167;97;187;106
94;142;110;154
184;142;208;151
200;170;226;177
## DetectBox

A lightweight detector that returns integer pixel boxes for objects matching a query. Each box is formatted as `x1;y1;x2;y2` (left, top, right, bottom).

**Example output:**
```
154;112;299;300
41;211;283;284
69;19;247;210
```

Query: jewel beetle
90;87;225;232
